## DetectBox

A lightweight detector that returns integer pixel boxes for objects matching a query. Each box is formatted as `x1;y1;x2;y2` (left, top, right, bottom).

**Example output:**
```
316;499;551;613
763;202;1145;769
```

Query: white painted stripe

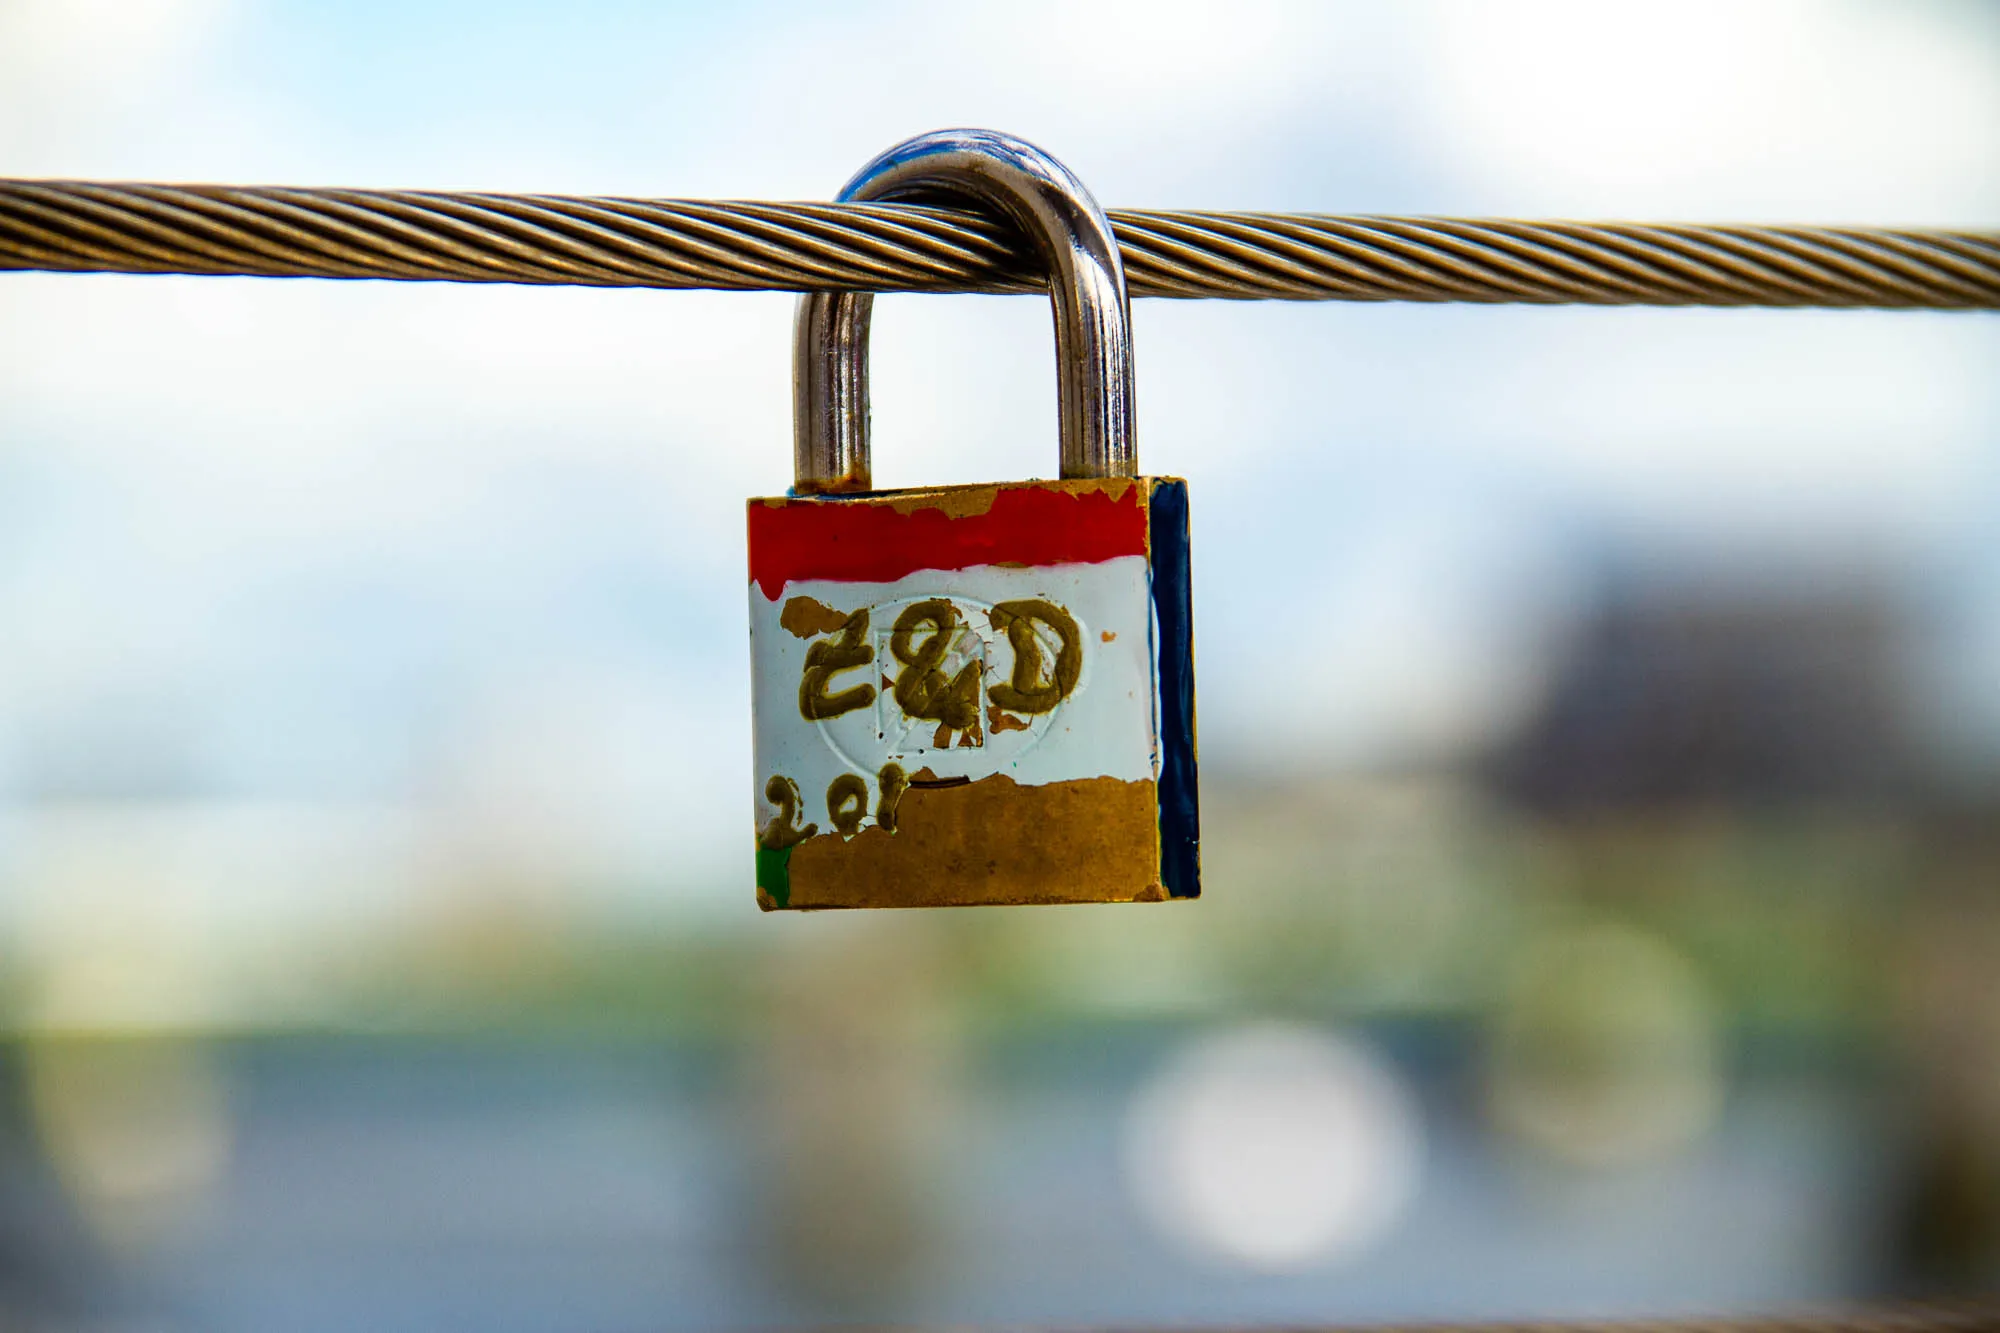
751;557;1158;836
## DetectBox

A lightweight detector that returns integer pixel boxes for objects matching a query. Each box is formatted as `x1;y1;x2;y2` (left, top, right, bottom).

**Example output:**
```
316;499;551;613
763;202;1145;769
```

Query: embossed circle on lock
805;590;1095;780
793;128;1136;494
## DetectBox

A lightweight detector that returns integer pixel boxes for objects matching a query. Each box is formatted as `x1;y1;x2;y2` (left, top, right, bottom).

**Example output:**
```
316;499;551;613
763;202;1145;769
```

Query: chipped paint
748;477;1201;908
987;704;1031;734
746;480;1148;600
780;595;852;639
776;773;1164;909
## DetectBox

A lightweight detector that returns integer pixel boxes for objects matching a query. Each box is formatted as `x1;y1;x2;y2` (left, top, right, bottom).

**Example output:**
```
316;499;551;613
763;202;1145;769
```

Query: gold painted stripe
781;773;1166;909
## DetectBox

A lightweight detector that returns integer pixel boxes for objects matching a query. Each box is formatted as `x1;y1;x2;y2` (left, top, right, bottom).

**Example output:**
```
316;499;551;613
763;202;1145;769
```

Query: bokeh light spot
1124;1022;1424;1271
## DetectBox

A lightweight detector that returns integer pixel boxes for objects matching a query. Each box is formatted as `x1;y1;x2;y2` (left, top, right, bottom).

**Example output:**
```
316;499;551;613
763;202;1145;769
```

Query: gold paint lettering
890;599;983;746
875;762;909;833
798;608;876;721
988;599;1082;715
758;775;817;849
826;773;868;835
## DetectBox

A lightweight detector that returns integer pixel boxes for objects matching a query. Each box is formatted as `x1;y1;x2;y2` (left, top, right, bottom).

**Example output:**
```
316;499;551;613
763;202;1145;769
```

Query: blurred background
2;1;1999;1328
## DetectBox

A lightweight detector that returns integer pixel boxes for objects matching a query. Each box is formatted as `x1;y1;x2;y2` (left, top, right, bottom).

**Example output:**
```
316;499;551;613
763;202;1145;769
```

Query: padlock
747;129;1197;910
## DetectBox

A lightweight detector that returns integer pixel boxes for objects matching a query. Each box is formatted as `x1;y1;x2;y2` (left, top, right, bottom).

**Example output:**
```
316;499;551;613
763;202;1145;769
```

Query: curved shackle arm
792;128;1136;494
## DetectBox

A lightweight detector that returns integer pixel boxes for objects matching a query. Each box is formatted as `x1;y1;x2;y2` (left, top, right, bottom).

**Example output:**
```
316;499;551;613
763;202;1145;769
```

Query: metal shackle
792;128;1136;494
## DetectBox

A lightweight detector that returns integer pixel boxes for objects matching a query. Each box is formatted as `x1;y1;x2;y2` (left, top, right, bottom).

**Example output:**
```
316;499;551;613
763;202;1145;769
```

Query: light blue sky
1;0;1997;959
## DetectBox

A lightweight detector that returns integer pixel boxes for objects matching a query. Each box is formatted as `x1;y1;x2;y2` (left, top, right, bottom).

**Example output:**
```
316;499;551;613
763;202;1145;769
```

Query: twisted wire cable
1;179;1996;308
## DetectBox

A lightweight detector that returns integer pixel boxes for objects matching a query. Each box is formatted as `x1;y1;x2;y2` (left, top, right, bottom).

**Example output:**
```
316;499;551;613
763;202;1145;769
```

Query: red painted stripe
748;482;1148;600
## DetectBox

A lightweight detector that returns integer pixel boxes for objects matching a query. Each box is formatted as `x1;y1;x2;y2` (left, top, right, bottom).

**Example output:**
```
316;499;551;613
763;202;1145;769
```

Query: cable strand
1;179;1994;308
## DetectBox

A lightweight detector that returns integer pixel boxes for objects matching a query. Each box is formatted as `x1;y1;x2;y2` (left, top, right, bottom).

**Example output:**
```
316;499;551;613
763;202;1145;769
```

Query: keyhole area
864;293;1060;490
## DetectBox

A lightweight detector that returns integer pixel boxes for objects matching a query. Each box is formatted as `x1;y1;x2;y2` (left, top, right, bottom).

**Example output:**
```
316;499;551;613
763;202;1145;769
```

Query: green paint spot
756;843;794;909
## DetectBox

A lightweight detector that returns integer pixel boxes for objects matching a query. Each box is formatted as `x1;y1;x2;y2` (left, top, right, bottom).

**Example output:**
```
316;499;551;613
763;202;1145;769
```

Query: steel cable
1;179;1996;308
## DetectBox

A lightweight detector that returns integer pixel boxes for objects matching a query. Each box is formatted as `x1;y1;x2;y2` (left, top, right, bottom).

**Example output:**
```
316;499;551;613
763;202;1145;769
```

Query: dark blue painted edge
1149;478;1200;898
